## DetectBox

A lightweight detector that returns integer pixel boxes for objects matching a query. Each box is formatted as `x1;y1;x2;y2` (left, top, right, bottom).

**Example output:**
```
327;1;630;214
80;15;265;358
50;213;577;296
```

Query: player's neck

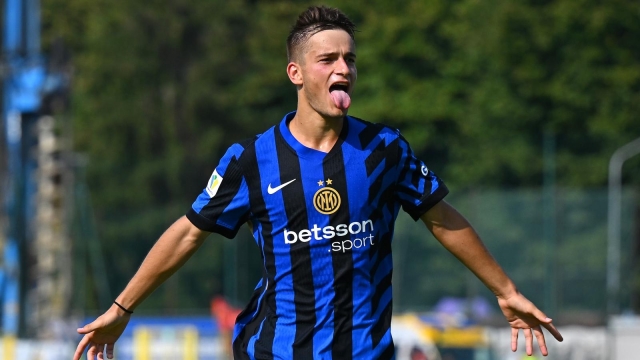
289;108;344;153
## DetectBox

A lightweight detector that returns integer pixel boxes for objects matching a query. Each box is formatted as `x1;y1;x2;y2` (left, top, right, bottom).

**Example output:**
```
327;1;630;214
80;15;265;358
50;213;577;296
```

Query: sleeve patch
206;170;224;198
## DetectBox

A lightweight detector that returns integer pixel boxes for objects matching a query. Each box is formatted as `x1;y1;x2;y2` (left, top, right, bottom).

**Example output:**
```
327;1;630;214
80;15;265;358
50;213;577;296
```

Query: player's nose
334;56;351;76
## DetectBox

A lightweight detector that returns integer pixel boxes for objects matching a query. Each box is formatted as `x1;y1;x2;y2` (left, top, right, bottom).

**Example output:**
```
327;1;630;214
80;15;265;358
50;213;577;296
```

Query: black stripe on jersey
368;183;396;220
233;144;276;360
372;299;393;349
357;121;381;149
324;140;354;360
371;272;392;320
366;138;399;213
233;276;267;358
275;127;316;359
395;134;423;191
396;187;424;200
401;183;449;221
369;231;393;348
201;156;245;219
187;156;248;238
186;209;240;239
368;232;392;294
378;341;395;360
365;138;398;177
410;160;421;191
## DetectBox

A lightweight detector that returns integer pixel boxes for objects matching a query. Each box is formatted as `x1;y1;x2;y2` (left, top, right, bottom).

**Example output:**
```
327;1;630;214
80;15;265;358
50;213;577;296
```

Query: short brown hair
287;6;356;62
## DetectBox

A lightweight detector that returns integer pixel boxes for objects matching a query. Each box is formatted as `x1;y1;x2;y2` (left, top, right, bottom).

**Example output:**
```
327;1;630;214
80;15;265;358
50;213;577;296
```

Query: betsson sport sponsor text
284;219;375;253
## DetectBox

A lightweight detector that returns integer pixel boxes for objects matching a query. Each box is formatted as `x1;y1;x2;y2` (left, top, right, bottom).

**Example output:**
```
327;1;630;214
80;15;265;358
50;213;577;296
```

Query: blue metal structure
1;0;65;336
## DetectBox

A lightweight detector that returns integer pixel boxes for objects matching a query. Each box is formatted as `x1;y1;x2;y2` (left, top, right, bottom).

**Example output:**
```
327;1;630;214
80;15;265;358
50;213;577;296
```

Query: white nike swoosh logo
267;179;296;195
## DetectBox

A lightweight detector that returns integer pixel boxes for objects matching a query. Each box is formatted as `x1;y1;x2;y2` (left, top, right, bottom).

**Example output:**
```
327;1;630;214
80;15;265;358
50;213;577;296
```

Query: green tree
41;0;640;313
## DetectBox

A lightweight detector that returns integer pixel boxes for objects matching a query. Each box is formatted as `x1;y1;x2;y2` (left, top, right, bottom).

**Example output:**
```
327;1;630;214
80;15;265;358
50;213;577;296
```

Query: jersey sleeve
395;133;449;221
186;143;250;238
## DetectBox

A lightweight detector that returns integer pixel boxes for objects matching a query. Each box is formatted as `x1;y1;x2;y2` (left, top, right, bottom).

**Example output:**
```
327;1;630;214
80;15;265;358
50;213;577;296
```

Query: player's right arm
74;141;250;360
73;216;210;360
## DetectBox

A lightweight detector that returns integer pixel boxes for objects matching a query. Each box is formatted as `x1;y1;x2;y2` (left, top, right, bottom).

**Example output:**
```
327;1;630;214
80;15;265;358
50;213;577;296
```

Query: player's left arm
420;200;563;356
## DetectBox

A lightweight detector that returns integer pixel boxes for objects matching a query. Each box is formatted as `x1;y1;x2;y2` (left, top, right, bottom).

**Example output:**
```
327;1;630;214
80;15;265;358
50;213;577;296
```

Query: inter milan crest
313;179;341;215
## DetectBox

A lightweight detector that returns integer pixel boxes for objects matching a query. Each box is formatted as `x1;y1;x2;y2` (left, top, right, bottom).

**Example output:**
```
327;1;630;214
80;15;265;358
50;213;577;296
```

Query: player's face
293;29;357;118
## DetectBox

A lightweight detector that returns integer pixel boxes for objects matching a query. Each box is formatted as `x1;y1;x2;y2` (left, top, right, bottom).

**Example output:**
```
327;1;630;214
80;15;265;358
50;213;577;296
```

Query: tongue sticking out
330;89;351;110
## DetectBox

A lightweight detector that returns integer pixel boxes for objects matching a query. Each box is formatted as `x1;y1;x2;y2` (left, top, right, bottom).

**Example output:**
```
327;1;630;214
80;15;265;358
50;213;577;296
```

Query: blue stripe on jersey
191;177;249;232
371;245;394;309
298;157;335;358
430;172;440;193
254;132;297;357
287;140;338;356
247;318;266;360
395;132;448;220
233;278;265;340
191;191;211;213
322;131;356;359
342;121;375;359
274;125;318;358
373;328;395;359
215;177;249;228
217;143;245;175
189;141;250;237
237;139;278;359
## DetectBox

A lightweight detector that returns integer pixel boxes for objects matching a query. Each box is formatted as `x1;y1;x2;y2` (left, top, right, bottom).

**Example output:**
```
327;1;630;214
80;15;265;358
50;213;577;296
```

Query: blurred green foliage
393;189;637;320
41;1;640;314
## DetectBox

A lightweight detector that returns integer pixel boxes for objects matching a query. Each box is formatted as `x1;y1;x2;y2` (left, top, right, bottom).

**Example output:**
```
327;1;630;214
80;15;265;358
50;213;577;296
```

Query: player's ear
287;62;303;86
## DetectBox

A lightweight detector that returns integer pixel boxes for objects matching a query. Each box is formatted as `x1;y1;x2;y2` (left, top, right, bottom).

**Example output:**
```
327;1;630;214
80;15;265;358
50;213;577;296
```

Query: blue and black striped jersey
187;112;448;360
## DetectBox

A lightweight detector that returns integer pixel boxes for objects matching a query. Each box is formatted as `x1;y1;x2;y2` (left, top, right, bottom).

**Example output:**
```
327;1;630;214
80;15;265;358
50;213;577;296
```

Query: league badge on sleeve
206;170;223;198
421;164;429;176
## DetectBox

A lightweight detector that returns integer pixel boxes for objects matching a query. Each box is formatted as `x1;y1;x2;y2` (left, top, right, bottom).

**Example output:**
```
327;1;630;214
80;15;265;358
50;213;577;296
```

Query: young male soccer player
74;6;563;360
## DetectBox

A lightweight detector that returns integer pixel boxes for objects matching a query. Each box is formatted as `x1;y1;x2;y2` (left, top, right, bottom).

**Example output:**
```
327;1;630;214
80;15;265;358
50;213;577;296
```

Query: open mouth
329;83;351;110
329;83;349;93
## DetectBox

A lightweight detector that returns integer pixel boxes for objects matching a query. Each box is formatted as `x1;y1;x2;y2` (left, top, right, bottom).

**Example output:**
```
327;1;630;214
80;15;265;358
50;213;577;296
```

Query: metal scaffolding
2;0;72;338
29;115;73;338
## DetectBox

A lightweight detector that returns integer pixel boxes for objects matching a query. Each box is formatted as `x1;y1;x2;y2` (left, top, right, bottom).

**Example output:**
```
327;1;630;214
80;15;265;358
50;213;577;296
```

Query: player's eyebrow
316;51;357;59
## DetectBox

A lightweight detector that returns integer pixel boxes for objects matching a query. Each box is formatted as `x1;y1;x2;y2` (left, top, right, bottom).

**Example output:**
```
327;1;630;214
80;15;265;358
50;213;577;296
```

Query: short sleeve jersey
187;112;448;360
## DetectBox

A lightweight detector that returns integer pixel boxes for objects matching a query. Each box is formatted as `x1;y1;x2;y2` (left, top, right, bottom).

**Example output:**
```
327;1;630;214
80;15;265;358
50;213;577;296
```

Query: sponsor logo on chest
281;178;374;253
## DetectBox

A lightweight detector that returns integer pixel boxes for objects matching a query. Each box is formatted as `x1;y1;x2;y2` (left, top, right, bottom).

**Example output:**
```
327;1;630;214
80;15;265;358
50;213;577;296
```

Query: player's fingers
97;343;105;360
533;325;548;356
532;308;551;323
106;343;115;359
77;320;100;334
511;328;518;352
524;328;533;356
542;321;564;342
73;336;91;360
87;343;97;360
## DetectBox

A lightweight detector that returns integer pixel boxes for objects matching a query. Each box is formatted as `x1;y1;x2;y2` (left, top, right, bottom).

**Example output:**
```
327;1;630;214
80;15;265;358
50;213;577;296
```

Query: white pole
607;136;640;315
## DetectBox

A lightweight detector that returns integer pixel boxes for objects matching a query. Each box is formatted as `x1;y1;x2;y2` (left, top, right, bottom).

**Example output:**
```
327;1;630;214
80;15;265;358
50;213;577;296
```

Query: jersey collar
278;111;350;162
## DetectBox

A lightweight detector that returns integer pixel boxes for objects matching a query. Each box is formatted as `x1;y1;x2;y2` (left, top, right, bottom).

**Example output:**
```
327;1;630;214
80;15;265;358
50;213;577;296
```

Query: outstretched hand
73;306;131;360
498;292;563;356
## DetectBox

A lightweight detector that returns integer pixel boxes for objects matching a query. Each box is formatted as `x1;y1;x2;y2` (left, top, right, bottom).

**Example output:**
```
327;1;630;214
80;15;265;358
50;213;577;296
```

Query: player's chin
327;106;349;117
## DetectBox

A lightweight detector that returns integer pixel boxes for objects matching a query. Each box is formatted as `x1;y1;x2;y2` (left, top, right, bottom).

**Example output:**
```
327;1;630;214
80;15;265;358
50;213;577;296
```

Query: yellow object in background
183;327;199;360
438;326;487;348
134;327;151;360
2;335;17;360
